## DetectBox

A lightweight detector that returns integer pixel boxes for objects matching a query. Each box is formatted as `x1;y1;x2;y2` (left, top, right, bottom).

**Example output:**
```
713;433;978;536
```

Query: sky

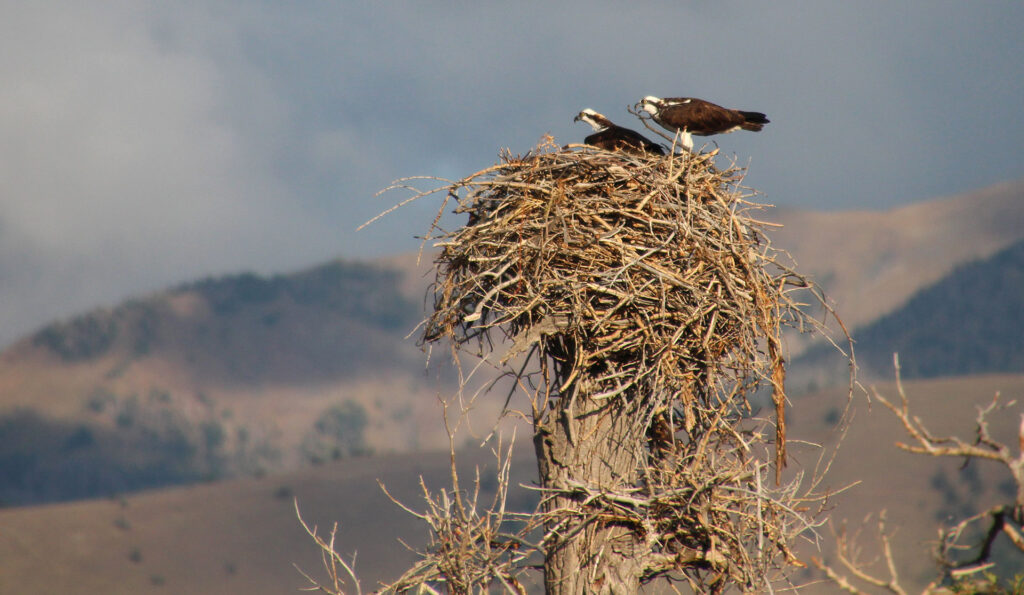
1;2;1022;347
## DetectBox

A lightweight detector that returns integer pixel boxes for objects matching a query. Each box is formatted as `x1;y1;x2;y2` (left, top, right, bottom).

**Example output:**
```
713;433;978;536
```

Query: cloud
0;3;332;343
0;1;1021;346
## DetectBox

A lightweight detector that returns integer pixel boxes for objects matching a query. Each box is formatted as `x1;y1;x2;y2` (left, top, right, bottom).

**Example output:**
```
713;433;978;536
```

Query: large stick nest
360;139;843;592
423;140;806;449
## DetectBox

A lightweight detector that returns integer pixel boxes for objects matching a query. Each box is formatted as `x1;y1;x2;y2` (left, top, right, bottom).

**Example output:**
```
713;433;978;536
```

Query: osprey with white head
638;95;769;151
574;108;664;156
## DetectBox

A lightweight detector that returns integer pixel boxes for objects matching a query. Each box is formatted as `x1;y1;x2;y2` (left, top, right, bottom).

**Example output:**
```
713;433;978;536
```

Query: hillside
795;237;1024;383
0;178;1021;505
848;238;1024;379
767;178;1024;333
3;374;1024;593
27;260;420;385
792;374;1024;592
0;444;539;595
0;259;482;505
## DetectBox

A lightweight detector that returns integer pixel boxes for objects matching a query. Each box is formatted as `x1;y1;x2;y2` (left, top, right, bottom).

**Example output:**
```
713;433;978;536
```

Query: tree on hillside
300;138;849;593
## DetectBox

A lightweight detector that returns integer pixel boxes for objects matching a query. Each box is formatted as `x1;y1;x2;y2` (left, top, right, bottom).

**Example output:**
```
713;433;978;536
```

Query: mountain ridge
848;237;1024;379
0;178;1021;504
767;178;1024;331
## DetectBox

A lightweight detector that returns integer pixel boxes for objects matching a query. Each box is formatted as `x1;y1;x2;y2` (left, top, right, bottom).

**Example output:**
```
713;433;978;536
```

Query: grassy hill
767;178;1024;333
2;374;1023;593
0;259;484;505
29;260;420;383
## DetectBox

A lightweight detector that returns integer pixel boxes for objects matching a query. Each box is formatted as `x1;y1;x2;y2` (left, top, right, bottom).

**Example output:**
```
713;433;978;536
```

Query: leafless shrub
815;512;910;595
382;429;536;594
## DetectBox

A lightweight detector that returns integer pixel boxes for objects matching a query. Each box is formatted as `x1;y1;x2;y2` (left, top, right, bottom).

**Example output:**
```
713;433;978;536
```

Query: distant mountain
29;261;420;383
767;179;1024;333
792;238;1024;384
767;179;1024;390
0;259;482;506
850;238;1024;379
1;178;1023;505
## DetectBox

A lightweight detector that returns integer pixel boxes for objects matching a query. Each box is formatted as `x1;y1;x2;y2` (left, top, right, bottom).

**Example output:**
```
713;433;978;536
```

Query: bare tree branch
818;354;1024;592
294;501;363;595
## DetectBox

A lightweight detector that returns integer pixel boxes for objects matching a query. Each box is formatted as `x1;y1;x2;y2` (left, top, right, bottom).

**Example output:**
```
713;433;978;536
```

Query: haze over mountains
0;178;1022;507
823;236;1024;380
0;260;480;504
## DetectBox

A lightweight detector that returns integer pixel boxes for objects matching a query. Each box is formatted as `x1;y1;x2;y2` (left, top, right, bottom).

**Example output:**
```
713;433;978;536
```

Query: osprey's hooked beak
573;114;581;123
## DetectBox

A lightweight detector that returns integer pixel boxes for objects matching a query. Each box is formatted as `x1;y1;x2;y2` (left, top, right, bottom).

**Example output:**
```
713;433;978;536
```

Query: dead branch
380;428;537;594
812;513;909;595
818;353;1024;593
873;354;1024;571
873;356;1014;465
295;501;363;595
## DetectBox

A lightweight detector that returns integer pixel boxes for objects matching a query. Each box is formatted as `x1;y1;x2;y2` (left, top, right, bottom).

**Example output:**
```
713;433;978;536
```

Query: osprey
637;96;769;150
574;109;664;156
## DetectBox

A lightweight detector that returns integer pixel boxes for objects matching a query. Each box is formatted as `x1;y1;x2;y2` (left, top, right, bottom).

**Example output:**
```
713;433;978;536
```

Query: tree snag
378;137;841;593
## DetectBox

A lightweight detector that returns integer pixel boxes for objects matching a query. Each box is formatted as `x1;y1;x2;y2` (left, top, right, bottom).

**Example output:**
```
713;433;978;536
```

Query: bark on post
534;392;650;593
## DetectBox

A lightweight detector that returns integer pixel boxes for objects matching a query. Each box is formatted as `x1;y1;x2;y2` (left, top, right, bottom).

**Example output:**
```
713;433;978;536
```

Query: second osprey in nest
574;109;664;156
638;96;769;150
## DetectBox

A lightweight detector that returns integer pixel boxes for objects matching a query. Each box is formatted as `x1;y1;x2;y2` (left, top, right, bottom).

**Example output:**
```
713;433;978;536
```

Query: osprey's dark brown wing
585;126;664;155
656;98;768;136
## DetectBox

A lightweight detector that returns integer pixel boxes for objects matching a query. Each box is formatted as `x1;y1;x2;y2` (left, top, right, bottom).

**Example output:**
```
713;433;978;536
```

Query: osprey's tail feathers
738;111;769;131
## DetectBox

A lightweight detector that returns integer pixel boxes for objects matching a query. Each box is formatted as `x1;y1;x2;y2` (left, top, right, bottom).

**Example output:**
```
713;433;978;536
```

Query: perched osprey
637;96;769;150
574;109;664;156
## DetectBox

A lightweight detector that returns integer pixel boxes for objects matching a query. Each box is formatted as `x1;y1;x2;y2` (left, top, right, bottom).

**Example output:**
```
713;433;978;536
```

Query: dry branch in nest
424;139;802;466
377;137;843;592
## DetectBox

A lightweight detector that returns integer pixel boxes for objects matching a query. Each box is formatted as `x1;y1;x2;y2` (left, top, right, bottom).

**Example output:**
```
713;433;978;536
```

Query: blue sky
1;2;1022;346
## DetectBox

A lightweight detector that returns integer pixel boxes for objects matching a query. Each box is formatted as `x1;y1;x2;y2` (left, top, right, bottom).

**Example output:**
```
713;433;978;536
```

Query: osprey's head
638;96;663;116
574;108;612;132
